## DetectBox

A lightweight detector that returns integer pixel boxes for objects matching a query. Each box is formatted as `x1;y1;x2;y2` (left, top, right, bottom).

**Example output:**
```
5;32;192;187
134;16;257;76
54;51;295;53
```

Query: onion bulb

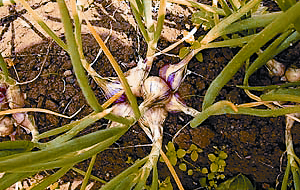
265;59;285;77
285;66;300;82
0;116;13;137
165;93;200;117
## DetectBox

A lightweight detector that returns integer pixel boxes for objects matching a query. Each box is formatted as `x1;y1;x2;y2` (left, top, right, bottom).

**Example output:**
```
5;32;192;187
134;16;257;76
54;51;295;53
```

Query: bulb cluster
0;75;37;140
266;59;300;82
106;59;200;141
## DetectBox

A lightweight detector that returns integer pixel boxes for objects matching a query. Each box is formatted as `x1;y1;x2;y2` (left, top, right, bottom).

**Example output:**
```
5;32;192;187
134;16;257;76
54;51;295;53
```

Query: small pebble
64;70;72;77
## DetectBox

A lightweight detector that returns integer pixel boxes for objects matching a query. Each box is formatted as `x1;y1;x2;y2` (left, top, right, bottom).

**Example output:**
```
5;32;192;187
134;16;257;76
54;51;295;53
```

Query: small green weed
162;142;231;189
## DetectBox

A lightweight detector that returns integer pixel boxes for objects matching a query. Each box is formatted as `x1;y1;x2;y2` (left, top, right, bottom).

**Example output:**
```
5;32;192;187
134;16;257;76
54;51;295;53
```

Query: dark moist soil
1;0;300;189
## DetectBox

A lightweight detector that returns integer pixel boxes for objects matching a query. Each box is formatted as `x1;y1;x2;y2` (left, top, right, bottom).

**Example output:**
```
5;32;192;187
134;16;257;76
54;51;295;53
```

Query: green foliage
200;147;228;189
216;173;254;190
159;177;173;190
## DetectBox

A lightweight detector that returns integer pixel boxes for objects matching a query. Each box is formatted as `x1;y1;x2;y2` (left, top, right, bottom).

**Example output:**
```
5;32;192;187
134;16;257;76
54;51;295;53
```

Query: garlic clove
265;59;285;77
12;112;38;137
141;76;171;106
285;66;300;82
109;102;134;128
96;77;126;103
165;93;200;117
96;59;146;102
0;116;14;137
159;61;188;91
124;58;147;97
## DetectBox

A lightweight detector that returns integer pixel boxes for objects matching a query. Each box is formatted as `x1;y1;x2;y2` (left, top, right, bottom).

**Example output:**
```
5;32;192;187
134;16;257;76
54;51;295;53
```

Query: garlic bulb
140;76;171;113
95;76;126;103
139;106;168;142
124;58;147;97
0;116;13;137
165;93;200;117
265;59;285;77
159;61;188;91
6;85;25;109
285;66;300;82
96;59;146;102
109;102;134;128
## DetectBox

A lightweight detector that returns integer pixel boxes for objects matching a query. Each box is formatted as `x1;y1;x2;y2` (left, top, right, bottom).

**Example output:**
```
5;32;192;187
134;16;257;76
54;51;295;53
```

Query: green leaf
159;177;173;190
219;174;226;179
260;88;300;103
218;159;226;166
208;153;217;162
219;151;228;159
188;169;193;175
179;163;187;171
191;41;201;49
195;53;204;62
170;156;177;166
218;166;225;172
179;47;190;59
167;142;176;152
216;173;254;190
191;151;199;162
208;173;215;180
189;144;198;152
197;148;203;153
0;141;35;157
202;167;209;174
177;149;186;158
210;163;219;172
199;177;207;187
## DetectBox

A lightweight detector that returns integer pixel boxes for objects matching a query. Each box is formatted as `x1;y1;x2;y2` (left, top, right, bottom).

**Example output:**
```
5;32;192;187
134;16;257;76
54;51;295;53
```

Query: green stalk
153;0;167;44
6;128;127;172
191;103;300;128
143;0;154;36
70;0;84;58
221;12;281;36
84;20;140;120
72;167;106;184
80;155;97;190
0;53;9;79
0;172;35;190
0;126;128;171
281;158;291;190
218;0;233;16
35;111;132;143
200;0;262;44
291;163;300;190
244;29;294;85
169;0;226;16
202;1;300;110
129;0;149;42
100;157;149;190
237;81;300;91
276;0;296;11
56;0;102;112
30;164;73;190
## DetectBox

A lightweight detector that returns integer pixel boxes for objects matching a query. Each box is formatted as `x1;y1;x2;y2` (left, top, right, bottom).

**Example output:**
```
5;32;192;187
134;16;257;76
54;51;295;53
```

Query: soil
0;0;300;189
